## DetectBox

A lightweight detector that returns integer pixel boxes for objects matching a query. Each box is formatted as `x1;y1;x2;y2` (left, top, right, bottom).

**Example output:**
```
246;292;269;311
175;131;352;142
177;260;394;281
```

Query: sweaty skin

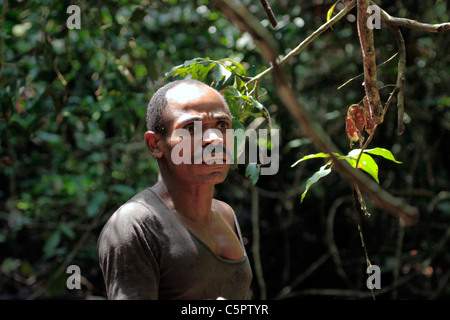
145;83;242;261
98;82;253;300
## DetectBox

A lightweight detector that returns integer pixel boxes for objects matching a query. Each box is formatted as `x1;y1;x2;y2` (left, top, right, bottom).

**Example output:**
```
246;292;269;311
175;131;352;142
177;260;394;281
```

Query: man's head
145;80;232;184
146;79;228;137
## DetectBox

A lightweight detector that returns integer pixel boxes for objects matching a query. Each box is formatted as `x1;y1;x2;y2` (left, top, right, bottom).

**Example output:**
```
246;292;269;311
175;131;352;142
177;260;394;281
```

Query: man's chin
193;163;230;182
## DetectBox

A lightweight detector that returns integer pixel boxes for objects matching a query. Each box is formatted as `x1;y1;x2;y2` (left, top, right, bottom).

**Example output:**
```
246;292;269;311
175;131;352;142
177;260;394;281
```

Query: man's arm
97;202;160;300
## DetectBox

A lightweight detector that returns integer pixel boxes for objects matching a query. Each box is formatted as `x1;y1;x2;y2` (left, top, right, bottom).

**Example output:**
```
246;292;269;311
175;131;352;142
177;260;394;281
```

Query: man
97;79;253;300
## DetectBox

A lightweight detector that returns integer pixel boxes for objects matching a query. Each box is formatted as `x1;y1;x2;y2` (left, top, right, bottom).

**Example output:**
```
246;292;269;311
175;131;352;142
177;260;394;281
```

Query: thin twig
247;0;357;86
351;186;375;299
375;4;450;33
338;52;398;90
53;56;68;86
259;0;277;28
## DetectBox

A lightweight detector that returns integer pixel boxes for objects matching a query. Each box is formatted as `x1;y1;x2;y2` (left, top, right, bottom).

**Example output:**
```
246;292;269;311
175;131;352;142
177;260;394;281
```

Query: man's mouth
201;153;228;165
192;147;233;165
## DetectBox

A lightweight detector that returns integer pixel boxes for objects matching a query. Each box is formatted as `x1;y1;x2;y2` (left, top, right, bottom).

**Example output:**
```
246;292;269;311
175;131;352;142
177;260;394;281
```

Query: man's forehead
165;83;219;104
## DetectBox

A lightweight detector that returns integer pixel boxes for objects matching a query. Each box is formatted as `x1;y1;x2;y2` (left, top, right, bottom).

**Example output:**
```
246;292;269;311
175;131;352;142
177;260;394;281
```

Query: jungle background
0;0;449;300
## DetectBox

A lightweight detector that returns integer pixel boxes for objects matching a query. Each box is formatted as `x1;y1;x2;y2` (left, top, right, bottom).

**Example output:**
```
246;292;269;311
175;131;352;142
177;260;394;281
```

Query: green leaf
327;1;339;22
249;96;265;111
363;147;402;164
59;223;76;240
192;63;215;81
219;58;247;75
346;151;380;183
184;57;203;66
165;64;185;78
301;163;332;203
292;152;343;167
214;64;232;86
245;163;260;185
225;86;242;97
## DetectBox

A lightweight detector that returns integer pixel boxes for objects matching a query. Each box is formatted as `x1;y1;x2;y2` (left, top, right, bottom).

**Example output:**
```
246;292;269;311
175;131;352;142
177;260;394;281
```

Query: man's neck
152;175;215;224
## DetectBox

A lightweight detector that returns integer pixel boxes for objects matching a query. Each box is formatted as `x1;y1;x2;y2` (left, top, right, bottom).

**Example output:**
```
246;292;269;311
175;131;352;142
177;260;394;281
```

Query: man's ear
145;131;163;158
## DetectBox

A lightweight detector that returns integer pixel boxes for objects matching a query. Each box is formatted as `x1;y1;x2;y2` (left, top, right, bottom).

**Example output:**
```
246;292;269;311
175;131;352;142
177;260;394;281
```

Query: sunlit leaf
184;57;203;66
346;150;379;183
292;152;343;167
363;147;402;164
219;58;246;75
214;64;232;86
250;96;265;111
327;1;339;22
301;163;332;203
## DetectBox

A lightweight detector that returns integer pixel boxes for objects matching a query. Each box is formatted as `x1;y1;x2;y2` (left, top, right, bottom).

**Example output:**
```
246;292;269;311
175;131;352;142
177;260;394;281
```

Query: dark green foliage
0;0;449;300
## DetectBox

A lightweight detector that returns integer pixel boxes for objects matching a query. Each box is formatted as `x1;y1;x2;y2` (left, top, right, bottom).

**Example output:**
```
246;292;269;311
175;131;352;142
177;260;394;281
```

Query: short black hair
146;79;208;137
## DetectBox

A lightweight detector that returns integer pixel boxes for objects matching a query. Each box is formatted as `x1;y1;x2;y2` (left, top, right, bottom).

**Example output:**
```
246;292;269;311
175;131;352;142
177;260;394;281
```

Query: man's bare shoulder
212;199;235;228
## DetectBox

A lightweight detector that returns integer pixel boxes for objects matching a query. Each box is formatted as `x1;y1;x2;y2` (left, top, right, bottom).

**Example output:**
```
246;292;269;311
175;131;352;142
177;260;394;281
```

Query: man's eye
184;124;195;133
217;122;229;131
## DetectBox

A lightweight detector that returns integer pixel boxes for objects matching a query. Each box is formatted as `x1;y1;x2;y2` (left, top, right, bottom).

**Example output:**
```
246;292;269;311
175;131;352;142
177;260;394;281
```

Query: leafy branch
246;0;357;87
165;57;272;185
292;148;401;206
212;0;423;226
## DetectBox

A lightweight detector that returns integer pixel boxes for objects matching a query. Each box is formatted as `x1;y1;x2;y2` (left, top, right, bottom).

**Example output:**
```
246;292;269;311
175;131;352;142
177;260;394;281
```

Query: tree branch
376;5;450;33
213;0;419;226
357;0;383;126
259;0;277;29
247;0;357;86
213;0;279;64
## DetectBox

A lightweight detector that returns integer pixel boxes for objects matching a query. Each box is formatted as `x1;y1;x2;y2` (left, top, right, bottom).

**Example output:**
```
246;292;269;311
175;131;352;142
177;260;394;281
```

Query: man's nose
202;128;223;146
